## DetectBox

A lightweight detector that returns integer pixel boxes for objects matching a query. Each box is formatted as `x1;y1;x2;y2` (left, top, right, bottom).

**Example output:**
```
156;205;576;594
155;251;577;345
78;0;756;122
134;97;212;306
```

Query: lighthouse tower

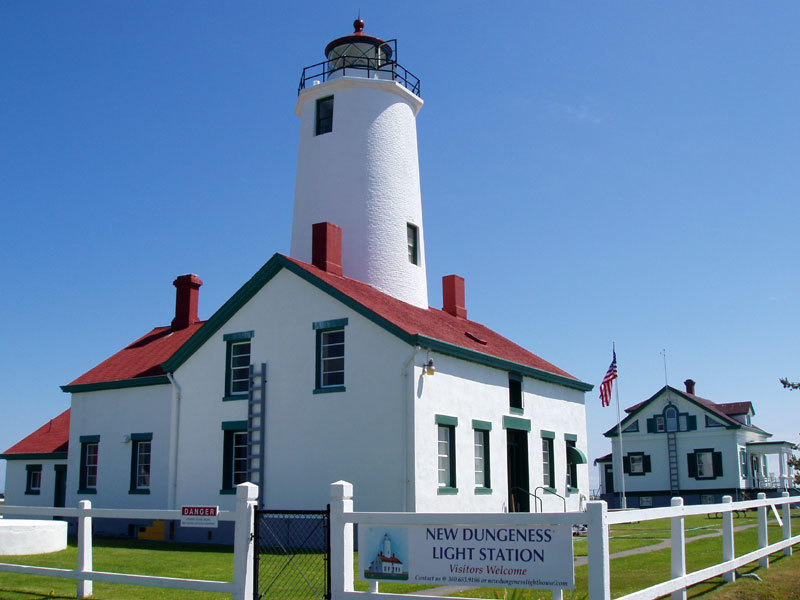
290;19;428;309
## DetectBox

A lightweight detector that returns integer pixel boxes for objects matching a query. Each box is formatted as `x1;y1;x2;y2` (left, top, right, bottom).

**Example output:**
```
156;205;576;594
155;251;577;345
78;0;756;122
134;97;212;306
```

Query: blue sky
2;2;798;492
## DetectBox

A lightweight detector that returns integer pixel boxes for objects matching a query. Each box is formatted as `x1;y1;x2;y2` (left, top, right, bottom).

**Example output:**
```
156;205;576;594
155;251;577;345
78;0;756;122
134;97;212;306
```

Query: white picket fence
0;482;797;600
0;482;258;599
329;482;799;600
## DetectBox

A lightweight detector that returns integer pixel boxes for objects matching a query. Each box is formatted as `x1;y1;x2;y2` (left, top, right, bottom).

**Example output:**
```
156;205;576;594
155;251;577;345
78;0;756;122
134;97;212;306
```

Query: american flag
600;351;617;407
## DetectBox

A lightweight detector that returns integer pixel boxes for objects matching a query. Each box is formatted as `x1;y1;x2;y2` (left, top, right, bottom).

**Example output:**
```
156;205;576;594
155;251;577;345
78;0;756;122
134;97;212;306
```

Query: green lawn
0;511;796;599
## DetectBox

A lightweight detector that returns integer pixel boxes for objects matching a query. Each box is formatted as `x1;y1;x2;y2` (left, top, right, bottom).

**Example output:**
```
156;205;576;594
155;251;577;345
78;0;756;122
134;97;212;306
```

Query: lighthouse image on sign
365;532;409;580
291;18;428;308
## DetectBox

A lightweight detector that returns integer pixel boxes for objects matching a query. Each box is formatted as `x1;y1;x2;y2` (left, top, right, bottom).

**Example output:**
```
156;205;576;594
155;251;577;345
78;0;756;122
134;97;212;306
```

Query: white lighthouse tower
290;19;428;309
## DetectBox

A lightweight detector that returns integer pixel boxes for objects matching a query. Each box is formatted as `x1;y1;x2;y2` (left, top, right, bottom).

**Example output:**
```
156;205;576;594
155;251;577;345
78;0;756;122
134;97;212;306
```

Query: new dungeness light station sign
359;523;574;590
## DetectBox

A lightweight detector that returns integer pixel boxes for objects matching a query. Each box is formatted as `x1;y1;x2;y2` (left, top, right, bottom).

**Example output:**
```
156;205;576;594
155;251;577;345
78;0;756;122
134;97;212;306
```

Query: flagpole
613;343;627;510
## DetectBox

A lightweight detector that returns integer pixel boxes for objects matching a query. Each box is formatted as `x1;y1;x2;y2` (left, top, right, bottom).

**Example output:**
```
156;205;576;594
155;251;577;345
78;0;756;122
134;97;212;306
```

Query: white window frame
473;429;490;488
134;440;151;490
232;431;249;487
696;450;714;478
228;340;251;396
629;454;644;474
319;328;345;388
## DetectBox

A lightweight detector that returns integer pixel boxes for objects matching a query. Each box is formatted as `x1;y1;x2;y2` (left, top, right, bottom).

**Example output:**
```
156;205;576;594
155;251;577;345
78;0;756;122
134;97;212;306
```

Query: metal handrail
298;56;421;97
534;486;567;513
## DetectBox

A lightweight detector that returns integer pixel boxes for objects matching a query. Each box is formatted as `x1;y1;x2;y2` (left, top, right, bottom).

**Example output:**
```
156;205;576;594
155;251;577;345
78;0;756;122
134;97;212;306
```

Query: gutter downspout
167;372;182;511
402;346;422;512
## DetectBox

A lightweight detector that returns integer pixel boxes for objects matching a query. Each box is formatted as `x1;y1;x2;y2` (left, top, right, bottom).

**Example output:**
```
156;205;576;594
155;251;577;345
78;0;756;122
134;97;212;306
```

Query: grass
0;511;796;599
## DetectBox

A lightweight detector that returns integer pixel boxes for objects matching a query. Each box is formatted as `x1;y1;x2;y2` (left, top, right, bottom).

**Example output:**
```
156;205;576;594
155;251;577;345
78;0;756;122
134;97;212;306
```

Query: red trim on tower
312;222;344;276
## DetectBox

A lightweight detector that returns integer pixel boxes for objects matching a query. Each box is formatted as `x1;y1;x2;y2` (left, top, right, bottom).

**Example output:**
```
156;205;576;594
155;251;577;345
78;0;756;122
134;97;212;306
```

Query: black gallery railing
298;56;421;97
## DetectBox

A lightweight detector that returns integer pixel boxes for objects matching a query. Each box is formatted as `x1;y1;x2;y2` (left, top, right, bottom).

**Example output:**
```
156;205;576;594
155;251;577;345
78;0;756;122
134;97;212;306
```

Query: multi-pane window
474;429;490;488
79;439;99;492
541;437;554;487
566;440;578;487
221;422;249;493
319;329;345;388
315;96;334;135
229;341;251;395
655;416;665;432
665;406;678;432
25;465;42;495
629;454;644;474
232;432;248;486
437;424;456;488
696;451;714;478
407;224;419;265
130;437;152;492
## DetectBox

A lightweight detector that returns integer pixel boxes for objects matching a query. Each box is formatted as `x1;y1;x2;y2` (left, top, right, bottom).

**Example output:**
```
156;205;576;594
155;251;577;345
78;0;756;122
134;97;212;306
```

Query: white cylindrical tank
290;20;428;309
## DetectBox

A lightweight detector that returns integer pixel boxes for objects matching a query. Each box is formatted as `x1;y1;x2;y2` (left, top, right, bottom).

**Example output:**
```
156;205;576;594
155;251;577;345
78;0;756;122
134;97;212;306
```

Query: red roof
379;554;403;564
66;322;205;387
65;254;582;390
285;256;579;381
2;409;70;456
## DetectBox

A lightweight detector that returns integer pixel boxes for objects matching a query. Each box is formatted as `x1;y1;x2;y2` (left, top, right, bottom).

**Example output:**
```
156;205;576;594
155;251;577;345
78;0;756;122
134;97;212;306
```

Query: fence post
330;480;354;599
781;491;792;557
586;501;610;600
77;499;92;599
670;497;686;600
232;482;258;600
721;495;735;583
757;492;769;568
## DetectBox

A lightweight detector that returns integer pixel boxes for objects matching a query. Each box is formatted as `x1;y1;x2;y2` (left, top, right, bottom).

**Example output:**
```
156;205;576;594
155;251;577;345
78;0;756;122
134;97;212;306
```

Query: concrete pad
0;519;68;555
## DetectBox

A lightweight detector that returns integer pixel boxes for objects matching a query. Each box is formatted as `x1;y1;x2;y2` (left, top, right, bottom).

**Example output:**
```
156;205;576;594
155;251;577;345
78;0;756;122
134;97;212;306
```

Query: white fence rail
0;482;258;599
329;483;799;600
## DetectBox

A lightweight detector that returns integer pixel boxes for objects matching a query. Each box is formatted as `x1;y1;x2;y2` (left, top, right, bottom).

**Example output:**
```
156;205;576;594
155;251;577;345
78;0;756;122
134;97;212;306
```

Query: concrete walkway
406;522;759;596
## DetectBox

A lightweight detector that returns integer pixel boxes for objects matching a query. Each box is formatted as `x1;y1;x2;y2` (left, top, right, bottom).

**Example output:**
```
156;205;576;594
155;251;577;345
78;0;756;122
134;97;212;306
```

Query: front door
506;429;529;512
604;464;615;494
751;455;760;488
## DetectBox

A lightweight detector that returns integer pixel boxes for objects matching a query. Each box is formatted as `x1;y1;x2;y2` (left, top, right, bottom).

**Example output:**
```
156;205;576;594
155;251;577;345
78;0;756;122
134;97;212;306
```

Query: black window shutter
646;418;656;433
643;455;652;473
687;453;697;478
713;452;723;478
687;415;697;431
622;455;630;474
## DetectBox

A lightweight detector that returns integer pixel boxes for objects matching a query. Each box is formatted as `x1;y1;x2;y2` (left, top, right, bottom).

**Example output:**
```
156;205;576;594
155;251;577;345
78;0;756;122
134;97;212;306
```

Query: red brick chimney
312;222;343;276
684;379;695;395
172;274;203;330
442;275;467;318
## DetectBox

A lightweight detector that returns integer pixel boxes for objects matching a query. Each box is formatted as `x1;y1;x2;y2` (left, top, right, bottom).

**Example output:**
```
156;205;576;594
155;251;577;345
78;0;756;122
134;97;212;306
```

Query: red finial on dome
353;17;365;33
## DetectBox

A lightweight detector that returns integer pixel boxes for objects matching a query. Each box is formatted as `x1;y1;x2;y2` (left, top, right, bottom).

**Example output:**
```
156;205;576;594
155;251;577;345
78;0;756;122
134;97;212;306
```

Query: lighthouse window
407;223;419;264
315;96;334;135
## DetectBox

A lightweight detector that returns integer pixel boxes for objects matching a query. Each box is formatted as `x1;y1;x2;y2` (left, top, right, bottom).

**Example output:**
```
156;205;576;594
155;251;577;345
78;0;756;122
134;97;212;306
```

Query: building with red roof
4;21;594;539
1;409;70;508
596;378;797;508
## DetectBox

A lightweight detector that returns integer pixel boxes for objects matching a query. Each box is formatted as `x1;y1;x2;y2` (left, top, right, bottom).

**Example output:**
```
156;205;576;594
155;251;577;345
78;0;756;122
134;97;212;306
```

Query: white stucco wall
412;353;588;513
2;458;66;512
67;385;173;509
291;77;428;308
171;269;412;513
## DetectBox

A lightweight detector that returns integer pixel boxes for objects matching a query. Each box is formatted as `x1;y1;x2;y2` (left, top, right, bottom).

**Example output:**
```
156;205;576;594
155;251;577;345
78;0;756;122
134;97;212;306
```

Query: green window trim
221;425;248;492
540;430;555;439
130;432;152;441
566;446;587;464
315;95;334;136
80;435;100;443
474;487;493;495
129;435;152;494
25;464;42;496
436;415;458;426
437;486;458;495
221;420;248;431
225;334;252;400
223;330;255;342
77;488;97;495
220;488;237;495
568;486;580;494
472;419;492;431
542;486;557;494
315;321;346;391
503;416;531;431
312;318;349;330
564;433;578;442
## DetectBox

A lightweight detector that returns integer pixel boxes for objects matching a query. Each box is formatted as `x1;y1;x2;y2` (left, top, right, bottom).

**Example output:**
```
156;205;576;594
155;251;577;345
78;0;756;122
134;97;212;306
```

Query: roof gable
63;254;591;394
605;385;770;437
1;409;70;458
62;322;205;392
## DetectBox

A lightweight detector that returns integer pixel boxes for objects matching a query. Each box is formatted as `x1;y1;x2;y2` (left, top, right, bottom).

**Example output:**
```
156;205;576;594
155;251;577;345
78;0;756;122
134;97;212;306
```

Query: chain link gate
253;507;330;600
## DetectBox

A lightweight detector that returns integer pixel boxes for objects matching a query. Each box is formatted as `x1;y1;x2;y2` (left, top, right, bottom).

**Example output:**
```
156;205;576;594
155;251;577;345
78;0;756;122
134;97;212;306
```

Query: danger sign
181;505;219;528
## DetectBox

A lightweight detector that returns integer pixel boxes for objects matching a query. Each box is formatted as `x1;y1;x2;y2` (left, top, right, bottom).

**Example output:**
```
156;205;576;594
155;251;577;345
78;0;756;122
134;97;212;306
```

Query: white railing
329;483;799;600
0;483;258;599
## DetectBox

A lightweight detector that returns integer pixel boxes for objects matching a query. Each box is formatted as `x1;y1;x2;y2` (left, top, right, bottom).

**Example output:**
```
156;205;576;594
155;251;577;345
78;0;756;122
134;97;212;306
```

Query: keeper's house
2;20;593;540
596;379;797;508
